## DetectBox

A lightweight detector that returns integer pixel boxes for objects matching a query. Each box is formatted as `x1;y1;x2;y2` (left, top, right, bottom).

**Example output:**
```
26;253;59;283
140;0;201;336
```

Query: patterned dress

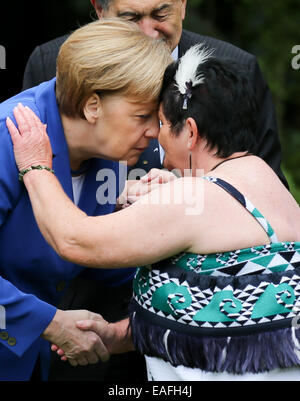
130;177;300;380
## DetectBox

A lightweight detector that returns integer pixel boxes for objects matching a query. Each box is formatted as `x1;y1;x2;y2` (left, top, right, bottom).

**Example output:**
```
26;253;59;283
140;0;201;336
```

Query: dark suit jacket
22;29;288;381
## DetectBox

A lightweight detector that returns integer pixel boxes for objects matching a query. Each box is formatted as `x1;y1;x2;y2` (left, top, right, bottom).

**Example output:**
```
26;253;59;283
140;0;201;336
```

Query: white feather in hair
175;44;214;95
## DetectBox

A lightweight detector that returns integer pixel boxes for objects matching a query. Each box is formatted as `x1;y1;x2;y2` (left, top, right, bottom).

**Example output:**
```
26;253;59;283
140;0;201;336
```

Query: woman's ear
83;94;101;124
186;117;199;151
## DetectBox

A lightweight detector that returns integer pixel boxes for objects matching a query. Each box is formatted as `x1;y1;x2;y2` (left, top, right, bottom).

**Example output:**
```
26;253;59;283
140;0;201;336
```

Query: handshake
42;309;132;366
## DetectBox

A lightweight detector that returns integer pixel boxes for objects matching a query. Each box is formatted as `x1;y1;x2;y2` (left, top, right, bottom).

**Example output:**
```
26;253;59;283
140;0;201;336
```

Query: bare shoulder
206;156;287;197
205;155;300;243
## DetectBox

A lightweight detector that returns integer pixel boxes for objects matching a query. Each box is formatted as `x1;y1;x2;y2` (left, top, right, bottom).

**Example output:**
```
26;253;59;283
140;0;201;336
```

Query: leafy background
184;0;300;202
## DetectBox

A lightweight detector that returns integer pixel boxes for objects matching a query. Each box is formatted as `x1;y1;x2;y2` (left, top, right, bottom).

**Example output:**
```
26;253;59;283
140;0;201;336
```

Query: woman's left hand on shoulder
6;103;53;172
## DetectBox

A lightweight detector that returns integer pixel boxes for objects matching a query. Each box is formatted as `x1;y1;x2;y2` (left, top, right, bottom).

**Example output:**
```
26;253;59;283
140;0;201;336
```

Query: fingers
71;355;89;367
94;338;110;363
23;105;43;129
140;168;177;186
11;104;45;141
22;106;49;141
67;325;108;366
66;342;107;366
76;320;105;336
56;345;108;365
49;311;110;367
17;103;42;132
51;345;68;362
12;104;31;136
51;325;110;366
86;311;105;322
76;320;110;363
140;168;160;183
17;104;37;130
63;348;98;367
6;116;20;144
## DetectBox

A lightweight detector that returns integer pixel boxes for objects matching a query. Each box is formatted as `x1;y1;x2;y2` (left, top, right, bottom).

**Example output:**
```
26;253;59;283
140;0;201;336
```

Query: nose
145;119;159;139
138;17;160;39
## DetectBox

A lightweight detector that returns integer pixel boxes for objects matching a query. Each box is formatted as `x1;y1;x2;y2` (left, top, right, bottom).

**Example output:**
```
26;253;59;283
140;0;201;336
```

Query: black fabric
48;277;147;382
22;34;68;89
30;357;41;381
205;177;248;208
130;305;300;374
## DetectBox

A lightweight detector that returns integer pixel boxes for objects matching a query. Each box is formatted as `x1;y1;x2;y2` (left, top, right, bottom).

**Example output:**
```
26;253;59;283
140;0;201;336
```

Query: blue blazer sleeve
0;276;56;357
0;117;56;357
0;117;21;223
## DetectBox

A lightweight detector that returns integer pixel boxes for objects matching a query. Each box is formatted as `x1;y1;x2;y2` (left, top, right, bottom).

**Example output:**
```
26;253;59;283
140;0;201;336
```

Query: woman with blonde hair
7;45;300;381
0;19;171;380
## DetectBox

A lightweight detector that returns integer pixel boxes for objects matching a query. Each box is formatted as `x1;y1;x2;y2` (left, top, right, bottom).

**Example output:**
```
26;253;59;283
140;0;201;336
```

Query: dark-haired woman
7;45;300;380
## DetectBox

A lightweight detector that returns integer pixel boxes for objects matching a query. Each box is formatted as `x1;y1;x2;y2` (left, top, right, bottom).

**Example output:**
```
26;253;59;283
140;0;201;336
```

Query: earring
189;151;192;173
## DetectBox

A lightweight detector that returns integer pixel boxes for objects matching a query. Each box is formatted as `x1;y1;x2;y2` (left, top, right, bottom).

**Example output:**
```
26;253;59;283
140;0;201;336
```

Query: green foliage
283;167;300;204
185;0;300;198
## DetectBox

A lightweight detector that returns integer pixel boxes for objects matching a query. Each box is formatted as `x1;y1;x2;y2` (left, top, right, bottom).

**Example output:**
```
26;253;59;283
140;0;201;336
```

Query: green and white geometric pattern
133;265;300;331
170;242;300;277
133;176;300;337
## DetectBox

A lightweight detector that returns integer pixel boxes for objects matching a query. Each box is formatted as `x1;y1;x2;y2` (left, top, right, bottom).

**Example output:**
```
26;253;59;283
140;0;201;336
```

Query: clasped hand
45;312;133;366
119;168;178;207
42;309;114;367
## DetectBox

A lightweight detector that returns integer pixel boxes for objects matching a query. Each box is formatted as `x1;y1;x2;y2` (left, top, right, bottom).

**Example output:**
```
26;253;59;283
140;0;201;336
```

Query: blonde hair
56;19;172;119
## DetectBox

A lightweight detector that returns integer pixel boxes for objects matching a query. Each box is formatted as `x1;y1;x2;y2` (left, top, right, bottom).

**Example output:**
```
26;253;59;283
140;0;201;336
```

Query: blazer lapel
178;30;189;57
178;29;206;57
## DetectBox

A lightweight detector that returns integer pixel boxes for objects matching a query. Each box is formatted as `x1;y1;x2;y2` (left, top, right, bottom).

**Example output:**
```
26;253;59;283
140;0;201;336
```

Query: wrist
41;309;64;342
19;165;54;183
107;319;134;354
22;167;54;187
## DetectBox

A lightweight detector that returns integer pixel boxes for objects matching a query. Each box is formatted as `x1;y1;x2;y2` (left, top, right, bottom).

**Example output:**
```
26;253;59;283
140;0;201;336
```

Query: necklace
210;153;252;172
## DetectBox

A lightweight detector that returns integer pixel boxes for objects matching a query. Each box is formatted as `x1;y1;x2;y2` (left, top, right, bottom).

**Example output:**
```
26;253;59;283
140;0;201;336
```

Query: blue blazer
0;79;134;380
